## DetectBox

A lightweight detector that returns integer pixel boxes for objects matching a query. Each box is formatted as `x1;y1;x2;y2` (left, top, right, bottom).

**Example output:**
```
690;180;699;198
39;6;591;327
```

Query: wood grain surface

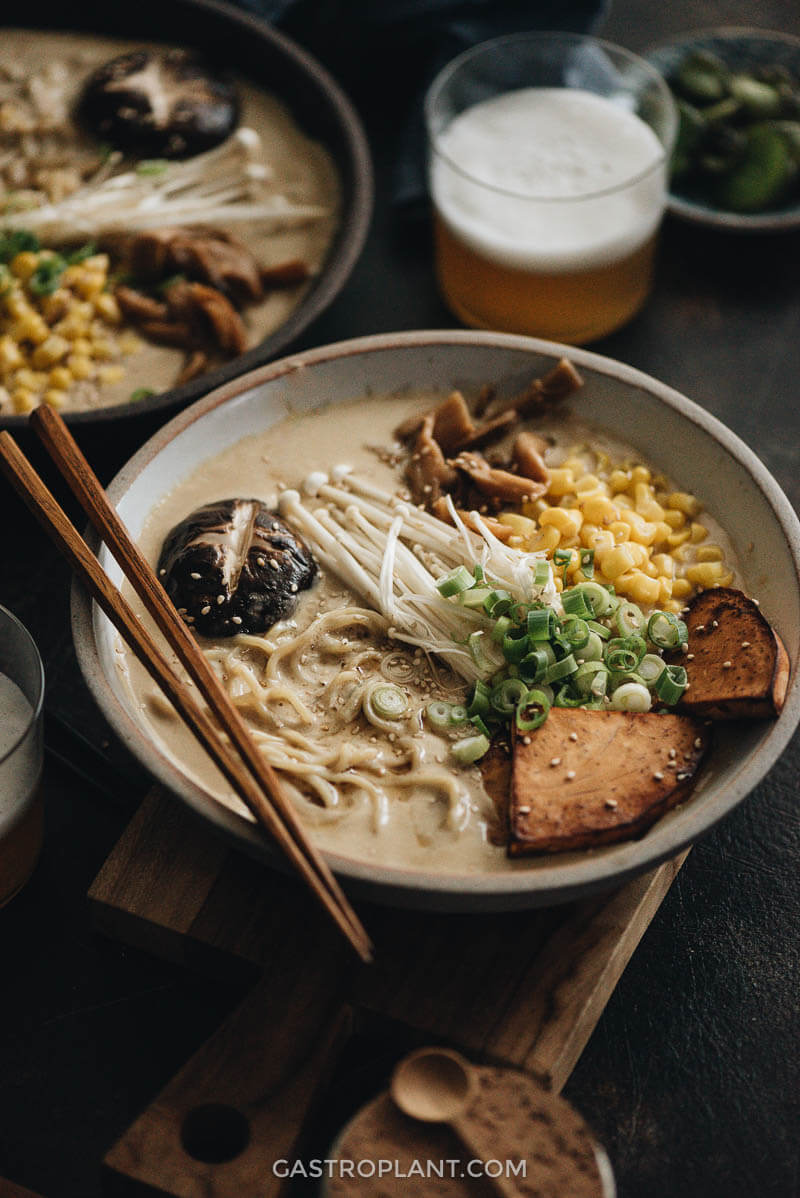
90;787;687;1194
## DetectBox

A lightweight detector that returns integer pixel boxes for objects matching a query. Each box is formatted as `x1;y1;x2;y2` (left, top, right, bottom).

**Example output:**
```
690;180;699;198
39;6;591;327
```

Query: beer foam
432;88;666;272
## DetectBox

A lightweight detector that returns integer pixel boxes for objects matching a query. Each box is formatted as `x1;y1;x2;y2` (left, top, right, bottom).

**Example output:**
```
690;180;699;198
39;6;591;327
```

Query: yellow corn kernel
522;496;549;519
10;251;39;280
12;314;49;345
31;334;70;369
667;529;691;548
630;465;651;486
695;544;723;562
562;455;587;478
53;316;90;341
40;288;71;324
657;576;674;603
671;578;693;599
2;291;29;319
12;367;42;391
48;366;72;390
652;521;673;546
530;524;561;553
597;543;636;580
619;509;658;545
668;491;702;517
584;529;616;555
82;254;110;273
620;571;661;605
689;522;708;543
580;494;618;525
633;482;665;521
43;388;67;409
71;337;93;357
614;492;633;510
574;472;605;495
546;467;575;497
90;338;115;361
685;560;727;588
662;598;684;614
498;512;538;540
608;520;631;544
11;387;36;413
65;353;92;380
651;554;675;578
76;271;106;300
663;509;685;529
608;469;630;492
539;506;583;538
0;334;23;371
93;292;121;324
641;559;659;578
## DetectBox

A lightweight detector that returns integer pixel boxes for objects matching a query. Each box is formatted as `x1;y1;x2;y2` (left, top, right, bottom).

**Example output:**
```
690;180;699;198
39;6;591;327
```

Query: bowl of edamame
646;27;800;231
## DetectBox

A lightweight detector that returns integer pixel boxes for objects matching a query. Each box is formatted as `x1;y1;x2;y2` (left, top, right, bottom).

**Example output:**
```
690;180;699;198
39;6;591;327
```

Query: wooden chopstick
0;429;371;963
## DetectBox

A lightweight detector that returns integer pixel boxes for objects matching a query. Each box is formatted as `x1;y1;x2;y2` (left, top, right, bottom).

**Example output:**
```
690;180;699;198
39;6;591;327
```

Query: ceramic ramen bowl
72;331;800;910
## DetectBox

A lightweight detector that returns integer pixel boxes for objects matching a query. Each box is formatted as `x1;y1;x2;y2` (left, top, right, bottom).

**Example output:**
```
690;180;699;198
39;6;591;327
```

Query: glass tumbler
0;605;45;907
426;32;678;344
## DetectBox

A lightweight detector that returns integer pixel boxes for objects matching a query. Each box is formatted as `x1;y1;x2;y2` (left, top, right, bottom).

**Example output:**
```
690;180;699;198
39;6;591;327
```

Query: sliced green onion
647;610;689;650
449;704;468;725
426;700;453;730
437;565;474;597
460;586;492;610
467;680;491;721
587;619;611;640
574;661;609;698
468;630;497;673
638;654;667;687
580;631;605;662
578;548;595;579
519;649;549;683
609;671;647;691
533;559;551;586
615;601;645;638
490;677;528;716
491;615;512;644
606;636;646;672
483;588;512;616
553;547;572;581
503;630;530;664
655;664;688;705
452;733;490;764
516;688;551;732
369;683;409;719
473;564;486;584
470;714;492;739
561;587;594;619
544;654;578;685
562;616;590;650
527;607;558;641
578;581;615;617
611;681;652;712
554;685;587;708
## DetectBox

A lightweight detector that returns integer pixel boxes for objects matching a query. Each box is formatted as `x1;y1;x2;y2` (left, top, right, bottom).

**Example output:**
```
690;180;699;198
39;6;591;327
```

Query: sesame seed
696;624;705;632
269;559;280;570
257;557;266;567
201;605;211;615
178;607;186;614
518;805;531;815
722;660;732;669
290;583;298;592
159;568;166;576
712;620;719;628
681;642;689;654
694;737;703;748
677;772;690;781
232;616;242;625
669;747;677;758
550;756;561;767
569;732;578;742
687;653;695;660
217;595;225;605
190;572;201;580
605;797;618;808
741;641;751;648
653;771;664;780
523;736;531;746
566;770;576;780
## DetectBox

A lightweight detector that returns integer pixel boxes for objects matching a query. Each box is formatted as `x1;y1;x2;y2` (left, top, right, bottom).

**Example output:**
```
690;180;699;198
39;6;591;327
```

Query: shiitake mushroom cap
76;48;239;158
158;498;317;637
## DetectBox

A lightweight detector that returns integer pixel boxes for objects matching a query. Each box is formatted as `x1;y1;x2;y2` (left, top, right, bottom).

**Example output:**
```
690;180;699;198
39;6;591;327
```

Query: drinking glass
0;605;45;907
426;32;678;344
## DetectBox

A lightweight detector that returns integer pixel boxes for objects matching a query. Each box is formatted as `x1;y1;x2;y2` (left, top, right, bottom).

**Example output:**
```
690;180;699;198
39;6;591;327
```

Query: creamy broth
117;391;739;873
1;31;340;412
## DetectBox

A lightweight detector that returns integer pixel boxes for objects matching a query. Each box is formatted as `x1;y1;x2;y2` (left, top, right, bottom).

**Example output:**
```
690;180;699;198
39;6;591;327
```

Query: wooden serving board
90;786;687;1197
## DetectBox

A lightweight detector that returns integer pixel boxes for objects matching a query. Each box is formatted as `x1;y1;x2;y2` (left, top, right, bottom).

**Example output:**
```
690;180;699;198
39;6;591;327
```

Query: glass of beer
0;605;44;907
426;33;678;344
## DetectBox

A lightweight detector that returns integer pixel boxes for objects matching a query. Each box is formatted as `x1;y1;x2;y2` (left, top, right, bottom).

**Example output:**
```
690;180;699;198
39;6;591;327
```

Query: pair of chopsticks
0;408;372;962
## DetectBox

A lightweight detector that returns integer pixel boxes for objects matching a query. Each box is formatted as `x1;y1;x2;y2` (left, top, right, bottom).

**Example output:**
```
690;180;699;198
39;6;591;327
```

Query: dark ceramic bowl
0;0;373;431
646;27;800;232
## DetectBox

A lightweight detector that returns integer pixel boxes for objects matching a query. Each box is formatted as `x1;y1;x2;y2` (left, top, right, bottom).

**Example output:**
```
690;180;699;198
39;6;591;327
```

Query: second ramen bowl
72;331;800;910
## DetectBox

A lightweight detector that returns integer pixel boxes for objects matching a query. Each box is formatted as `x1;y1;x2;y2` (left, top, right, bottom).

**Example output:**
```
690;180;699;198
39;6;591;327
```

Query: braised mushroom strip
157;499;317;637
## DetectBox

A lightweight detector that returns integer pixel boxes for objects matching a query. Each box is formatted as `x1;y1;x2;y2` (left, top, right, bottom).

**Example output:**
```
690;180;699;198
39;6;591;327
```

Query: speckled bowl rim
72;330;800;910
645;26;800;232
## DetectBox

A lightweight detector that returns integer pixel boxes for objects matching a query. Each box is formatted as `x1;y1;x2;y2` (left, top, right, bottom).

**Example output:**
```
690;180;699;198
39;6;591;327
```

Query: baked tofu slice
508;708;710;856
676;588;789;719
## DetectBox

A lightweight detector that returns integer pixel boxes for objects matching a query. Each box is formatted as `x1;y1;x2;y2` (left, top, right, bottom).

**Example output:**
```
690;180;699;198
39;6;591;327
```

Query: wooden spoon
390;1047;525;1197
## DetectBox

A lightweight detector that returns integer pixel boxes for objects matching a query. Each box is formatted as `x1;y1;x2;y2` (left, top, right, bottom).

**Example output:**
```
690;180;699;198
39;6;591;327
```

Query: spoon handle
450;1115;526;1198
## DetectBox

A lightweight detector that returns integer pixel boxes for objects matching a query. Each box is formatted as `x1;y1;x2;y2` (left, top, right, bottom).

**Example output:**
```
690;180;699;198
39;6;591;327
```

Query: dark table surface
2;1;800;1196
